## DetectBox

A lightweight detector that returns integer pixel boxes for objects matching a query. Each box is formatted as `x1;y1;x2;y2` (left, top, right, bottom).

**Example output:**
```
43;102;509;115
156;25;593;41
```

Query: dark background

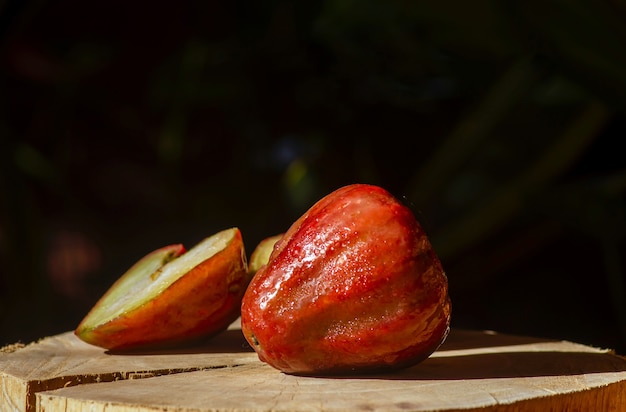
1;1;625;352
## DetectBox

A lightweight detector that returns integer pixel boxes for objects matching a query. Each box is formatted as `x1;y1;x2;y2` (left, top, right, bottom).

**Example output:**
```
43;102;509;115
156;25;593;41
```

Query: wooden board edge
448;379;626;412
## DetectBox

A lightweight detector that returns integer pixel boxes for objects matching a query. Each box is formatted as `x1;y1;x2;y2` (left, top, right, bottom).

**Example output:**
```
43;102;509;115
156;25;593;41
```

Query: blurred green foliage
0;0;624;352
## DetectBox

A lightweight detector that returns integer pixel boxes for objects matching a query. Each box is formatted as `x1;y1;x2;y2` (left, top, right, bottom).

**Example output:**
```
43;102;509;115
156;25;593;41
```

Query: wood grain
2;320;626;411
0;320;256;412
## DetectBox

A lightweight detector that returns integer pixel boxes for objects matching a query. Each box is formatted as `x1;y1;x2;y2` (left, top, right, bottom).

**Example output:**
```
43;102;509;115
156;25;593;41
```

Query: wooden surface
2;319;626;412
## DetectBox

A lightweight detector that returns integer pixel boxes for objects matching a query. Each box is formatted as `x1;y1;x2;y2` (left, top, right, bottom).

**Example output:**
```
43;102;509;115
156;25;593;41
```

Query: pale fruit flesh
79;244;185;330
248;234;283;275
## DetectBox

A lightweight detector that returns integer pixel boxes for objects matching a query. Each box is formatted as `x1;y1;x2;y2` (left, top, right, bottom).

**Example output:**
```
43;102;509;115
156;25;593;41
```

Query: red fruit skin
241;184;451;375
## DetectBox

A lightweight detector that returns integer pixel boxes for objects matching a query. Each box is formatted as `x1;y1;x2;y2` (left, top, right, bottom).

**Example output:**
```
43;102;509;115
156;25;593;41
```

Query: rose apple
241;184;451;375
248;234;283;276
75;227;249;350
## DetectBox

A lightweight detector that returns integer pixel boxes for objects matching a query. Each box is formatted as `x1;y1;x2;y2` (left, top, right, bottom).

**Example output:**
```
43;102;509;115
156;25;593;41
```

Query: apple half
248;233;284;276
75;227;249;351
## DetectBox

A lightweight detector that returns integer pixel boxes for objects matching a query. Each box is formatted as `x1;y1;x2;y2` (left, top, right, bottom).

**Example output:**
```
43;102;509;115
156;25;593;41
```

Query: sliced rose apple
248;233;284;276
75;227;249;351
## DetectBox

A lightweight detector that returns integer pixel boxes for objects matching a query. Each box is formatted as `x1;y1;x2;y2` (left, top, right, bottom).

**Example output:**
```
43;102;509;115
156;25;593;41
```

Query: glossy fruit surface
75;227;248;350
241;184;451;375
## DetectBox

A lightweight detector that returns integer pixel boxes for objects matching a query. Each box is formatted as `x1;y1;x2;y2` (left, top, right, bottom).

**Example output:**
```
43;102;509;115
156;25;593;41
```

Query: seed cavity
150;268;163;281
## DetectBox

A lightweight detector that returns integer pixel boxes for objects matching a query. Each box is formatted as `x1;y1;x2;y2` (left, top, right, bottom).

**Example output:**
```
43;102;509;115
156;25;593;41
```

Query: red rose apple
75;227;249;350
241;184;451;375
